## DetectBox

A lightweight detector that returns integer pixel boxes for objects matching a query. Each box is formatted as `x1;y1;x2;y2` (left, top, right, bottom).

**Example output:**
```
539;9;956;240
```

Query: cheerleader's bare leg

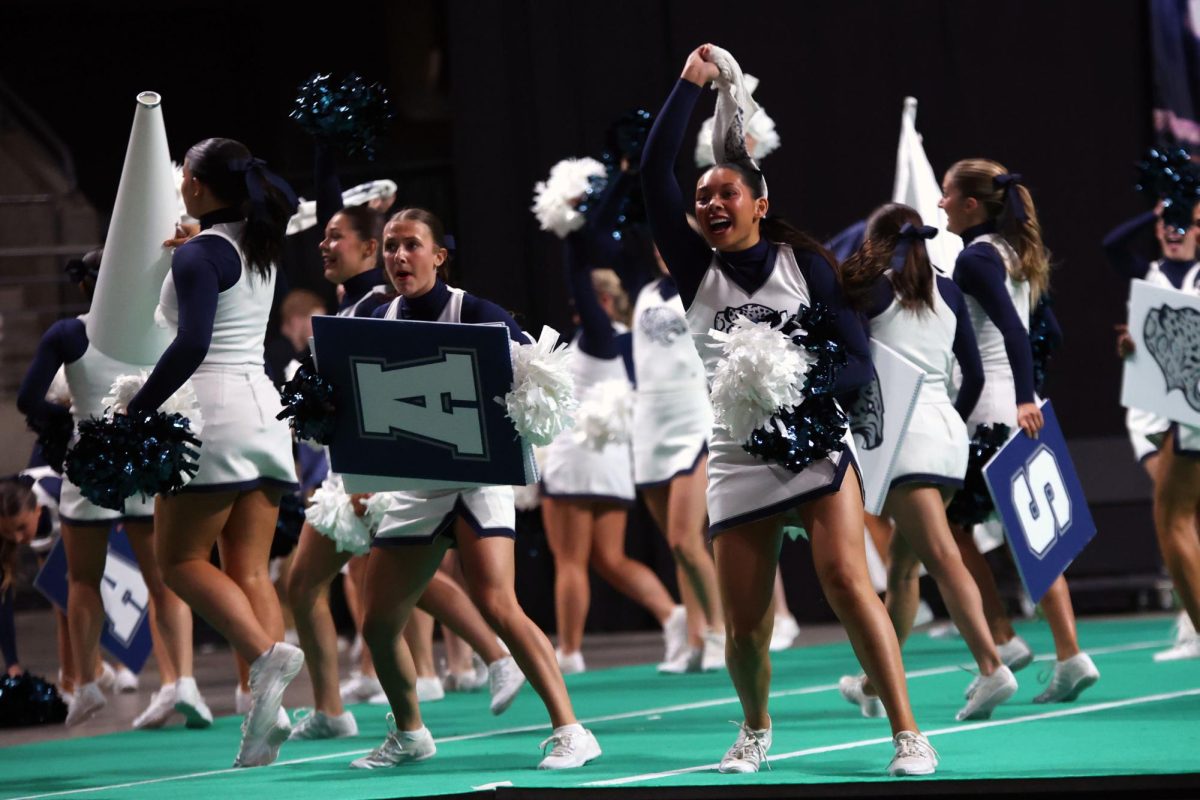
126;520;191;681
589;503;676;625
361;542;444;731
286;522;353;715
60;523;109;693
801;468;918;735
542;496;593;656
417;571;509;664
950;523;1018;644
156;490;281;662
1153;431;1200;632
404;609;437;679
455;519;577;727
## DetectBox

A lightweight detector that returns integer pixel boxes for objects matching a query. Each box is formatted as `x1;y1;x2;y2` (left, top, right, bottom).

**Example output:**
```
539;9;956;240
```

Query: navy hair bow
228;156;300;219
443;234;456;254
890;222;937;272
993;173;1028;222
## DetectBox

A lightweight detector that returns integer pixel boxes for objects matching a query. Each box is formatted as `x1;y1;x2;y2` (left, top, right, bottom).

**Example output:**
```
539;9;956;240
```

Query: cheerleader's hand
1017;402;1044;439
163;222;199;248
349;492;373;518
1115;323;1136;358
681;44;720;87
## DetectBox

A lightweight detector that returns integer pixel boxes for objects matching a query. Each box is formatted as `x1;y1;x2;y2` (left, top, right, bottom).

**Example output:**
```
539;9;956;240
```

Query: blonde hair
948;158;1051;304
590;268;631;326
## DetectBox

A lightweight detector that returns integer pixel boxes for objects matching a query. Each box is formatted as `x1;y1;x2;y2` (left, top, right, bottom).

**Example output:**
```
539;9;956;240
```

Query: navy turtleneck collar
198;206;244;230
340;267;386;309
960;220;997;246
397;277;451;320
716;238;776;296
1163;257;1196;270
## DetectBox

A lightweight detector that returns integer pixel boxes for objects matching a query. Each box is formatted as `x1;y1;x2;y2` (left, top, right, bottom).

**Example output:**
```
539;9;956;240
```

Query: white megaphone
892;97;962;274
87;91;179;366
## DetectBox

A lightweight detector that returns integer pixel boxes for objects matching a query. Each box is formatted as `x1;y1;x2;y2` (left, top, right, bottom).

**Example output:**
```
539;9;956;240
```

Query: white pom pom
46;367;72;408
531;157;608;238
694;117;717;168
362;492;396;535
104;371;205;437
513;481;541;511
572;379;633;450
497;326;578;446
304;476;370;555
747;107;781;161
708;316;810;442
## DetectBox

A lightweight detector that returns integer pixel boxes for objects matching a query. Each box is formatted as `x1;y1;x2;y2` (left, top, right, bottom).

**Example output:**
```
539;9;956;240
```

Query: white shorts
185;364;297;492
541;430;635;504
373;485;516;546
1126;407;1168;463
706;422;859;537
890;399;969;490
59;476;155;525
632;387;711;487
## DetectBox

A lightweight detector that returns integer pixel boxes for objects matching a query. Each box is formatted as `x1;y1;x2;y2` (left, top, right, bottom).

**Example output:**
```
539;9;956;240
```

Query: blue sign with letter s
983;401;1096;603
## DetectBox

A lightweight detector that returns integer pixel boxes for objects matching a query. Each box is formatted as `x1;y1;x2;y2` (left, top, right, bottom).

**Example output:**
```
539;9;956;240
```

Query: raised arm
1100;210;1157;281
314;143;345;235
640;48;720;307
127;238;238;413
563;233;617;358
937;277;984;421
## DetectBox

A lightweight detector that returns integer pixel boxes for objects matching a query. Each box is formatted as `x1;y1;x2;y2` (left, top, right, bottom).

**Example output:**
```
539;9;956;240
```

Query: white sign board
847;340;924;514
1121;279;1200;428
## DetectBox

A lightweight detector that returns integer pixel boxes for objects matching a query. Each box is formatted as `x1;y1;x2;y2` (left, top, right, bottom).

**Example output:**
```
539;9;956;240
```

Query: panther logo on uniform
1144;304;1200;412
639;306;688;346
713;302;777;333
847;369;884;450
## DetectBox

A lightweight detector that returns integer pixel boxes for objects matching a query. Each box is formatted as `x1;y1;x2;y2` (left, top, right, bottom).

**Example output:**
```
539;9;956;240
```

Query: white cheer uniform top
686;244;857;534
631;278;712;486
962;234;1030;429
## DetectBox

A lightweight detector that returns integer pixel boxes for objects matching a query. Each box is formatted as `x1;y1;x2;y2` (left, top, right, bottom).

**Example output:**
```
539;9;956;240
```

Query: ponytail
840;203;935;313
186;138;298;280
948;159;1051;303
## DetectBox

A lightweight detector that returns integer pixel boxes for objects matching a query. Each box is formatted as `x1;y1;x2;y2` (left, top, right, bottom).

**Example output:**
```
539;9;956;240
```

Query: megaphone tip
137;91;161;108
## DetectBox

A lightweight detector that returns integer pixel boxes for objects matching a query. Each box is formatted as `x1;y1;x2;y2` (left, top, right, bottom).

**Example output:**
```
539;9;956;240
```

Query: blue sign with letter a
983;401;1096;603
312;315;535;492
34;525;153;672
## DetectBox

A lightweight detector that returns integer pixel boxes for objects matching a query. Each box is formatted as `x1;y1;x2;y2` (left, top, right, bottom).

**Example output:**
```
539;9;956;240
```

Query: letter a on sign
354;350;486;457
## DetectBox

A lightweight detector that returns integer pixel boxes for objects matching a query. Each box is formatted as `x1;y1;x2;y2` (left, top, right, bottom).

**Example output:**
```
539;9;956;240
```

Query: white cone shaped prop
87;91;178;366
891;97;962;274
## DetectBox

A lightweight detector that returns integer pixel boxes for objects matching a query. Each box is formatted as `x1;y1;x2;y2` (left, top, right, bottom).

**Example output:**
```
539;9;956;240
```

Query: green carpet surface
1;617;1195;799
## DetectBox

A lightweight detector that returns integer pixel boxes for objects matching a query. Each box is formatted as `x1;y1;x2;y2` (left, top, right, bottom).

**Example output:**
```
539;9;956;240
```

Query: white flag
892;97;961;274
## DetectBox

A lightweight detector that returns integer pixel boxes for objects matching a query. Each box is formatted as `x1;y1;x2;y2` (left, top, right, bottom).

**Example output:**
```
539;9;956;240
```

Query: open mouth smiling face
695;166;765;251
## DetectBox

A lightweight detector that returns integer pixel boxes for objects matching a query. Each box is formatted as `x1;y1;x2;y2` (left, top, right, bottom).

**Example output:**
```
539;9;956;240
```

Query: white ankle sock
554;723;584;736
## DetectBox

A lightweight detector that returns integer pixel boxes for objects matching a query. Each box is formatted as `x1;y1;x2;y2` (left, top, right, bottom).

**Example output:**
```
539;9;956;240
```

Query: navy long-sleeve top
562;234;636;381
640;78;872;396
127;207;246;413
371;277;526;344
860;274;986;420
16;319;88;427
1101;211;1198;288
952;221;1050;404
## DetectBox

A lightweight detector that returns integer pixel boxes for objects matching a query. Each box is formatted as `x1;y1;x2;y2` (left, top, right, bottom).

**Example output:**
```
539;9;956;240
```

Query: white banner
847;340;924;514
892;97;961;275
1121;279;1200;428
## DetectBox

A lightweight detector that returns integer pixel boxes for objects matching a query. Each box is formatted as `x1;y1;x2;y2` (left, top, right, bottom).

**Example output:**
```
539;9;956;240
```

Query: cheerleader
16;306;210;732
0;470;60;681
940;158;1099;700
352;207;599;770
540;195;686;675
837;204;1017;721
1106;201;1200;660
641;45;936;776
124;139;304;767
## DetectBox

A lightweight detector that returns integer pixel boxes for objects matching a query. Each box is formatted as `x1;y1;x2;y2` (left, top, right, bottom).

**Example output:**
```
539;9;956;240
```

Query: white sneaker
288;709;358;740
702;630;726;672
657;646;702;674
174;677;213;729
956;666;1017;721
769;614;800;652
340;672;383;703
488;656;526;715
133;683;177;729
65;682;106;727
349;635;364;663
368;690;390;705
996;636;1033;671
114;665;139;693
416;676;445;703
556;649;585;675
236;685;251;715
1033;653;1099;703
444;654;489;693
351;715;436;768
928;621;961;639
913;600;935;628
838;675;885;718
277;706;292;733
718;723;772;774
1154;634;1200;662
234;642;304;767
96;662;116;693
538;725;601;769
661;605;688;664
888;731;938;776
1174;610;1196;644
